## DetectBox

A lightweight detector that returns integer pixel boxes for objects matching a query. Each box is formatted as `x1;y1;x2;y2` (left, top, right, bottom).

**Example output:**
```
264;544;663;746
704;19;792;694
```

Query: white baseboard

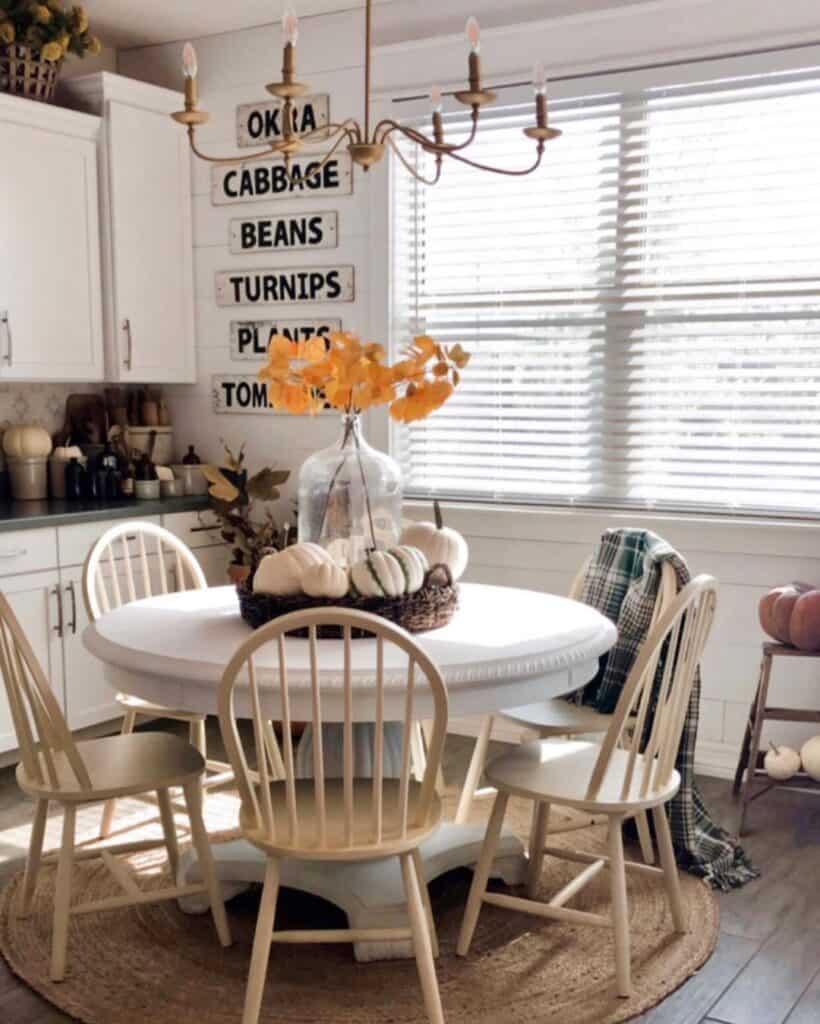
448;717;740;781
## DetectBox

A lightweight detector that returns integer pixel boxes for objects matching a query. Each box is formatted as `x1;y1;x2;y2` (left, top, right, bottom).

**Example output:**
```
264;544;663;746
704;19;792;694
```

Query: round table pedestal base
178;822;526;961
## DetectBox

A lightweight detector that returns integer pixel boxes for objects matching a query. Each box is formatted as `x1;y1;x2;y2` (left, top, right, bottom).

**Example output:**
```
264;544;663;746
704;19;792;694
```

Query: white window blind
390;65;820;517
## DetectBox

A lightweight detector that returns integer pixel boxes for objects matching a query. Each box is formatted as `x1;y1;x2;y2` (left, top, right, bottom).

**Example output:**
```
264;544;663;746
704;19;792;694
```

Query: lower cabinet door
0;572;65;754
60;568;122;731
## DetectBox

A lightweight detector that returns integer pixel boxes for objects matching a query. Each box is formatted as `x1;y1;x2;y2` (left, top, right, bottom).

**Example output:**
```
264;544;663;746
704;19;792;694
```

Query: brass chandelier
171;0;561;185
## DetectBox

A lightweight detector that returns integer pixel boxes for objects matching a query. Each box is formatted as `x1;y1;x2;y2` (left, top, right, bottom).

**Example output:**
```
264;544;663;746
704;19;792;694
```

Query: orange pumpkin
759;582;818;646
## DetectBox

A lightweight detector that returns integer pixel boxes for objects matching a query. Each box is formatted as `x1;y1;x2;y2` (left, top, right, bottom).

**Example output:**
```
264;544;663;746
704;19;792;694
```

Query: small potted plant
0;2;102;103
201;441;292;583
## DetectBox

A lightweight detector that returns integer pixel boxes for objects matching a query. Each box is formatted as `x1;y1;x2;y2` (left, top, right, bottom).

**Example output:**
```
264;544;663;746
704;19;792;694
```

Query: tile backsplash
0;383;101;436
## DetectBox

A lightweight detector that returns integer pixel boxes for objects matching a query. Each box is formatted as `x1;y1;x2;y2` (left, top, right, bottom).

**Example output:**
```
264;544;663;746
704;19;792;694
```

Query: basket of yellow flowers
0;2;101;103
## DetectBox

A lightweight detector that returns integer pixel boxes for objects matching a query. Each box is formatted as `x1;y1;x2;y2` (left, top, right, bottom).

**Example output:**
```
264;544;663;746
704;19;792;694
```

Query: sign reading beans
215;266;354;306
230;211;338;254
230;318;342;359
236;95;330;147
211;152;353;205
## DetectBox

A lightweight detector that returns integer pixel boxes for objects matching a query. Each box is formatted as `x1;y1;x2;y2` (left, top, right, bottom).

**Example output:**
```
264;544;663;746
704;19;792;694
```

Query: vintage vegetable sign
215;266;354;306
211;152;353;205
236;95;329;147
229;211;338;254
230;319;341;359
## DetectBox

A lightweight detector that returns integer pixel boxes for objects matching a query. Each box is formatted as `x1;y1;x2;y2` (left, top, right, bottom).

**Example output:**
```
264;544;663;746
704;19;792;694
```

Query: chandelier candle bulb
182;41;198;108
430;86;443;114
282;6;299;46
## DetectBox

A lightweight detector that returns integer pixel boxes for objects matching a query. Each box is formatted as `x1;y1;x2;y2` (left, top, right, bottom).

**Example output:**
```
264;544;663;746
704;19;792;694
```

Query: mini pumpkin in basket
238;517;468;636
0;3;102;103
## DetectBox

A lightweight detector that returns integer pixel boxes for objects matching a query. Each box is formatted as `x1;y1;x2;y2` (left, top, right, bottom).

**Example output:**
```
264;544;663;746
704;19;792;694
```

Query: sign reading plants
215;266;354;306
211;153;353;205
230;319;342;359
230;212;338;254
236;95;330;147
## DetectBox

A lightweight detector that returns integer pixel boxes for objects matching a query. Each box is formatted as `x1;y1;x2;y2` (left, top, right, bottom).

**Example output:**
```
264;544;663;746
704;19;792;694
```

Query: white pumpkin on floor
800;736;820;781
253;543;333;596
764;742;801;782
400;501;468;581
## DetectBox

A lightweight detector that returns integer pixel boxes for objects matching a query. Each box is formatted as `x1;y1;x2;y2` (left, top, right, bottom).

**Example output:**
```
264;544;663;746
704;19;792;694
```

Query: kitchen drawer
57;516;161;568
0;528;58;577
162;510;223;550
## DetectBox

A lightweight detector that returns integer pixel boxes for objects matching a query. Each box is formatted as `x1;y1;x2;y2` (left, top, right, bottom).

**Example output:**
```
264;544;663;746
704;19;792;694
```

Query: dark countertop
0;494;211;532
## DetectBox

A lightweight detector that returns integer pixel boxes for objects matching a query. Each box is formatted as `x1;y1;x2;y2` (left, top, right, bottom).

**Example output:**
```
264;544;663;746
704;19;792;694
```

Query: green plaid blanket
578;528;758;891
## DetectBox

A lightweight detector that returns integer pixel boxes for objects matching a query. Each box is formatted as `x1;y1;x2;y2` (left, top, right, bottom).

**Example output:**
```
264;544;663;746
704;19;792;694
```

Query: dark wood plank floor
0;728;818;1023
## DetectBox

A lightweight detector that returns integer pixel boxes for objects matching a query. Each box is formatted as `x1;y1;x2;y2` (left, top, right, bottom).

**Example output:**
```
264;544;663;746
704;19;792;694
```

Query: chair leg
242;858;280;1024
190;718;208;800
401;852;444;1024
50;804;76;983
157;788;180;882
19;798;48;917
653;805;686;933
527;800;550;899
411;847;439;958
454;715;494;824
607;816;632;999
99;708;137;837
182;781;232;949
457;790;509;956
635;811;655;865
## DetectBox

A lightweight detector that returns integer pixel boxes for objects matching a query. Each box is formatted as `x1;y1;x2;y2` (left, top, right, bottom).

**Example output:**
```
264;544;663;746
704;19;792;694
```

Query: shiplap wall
120;4;820;778
119;14;374;516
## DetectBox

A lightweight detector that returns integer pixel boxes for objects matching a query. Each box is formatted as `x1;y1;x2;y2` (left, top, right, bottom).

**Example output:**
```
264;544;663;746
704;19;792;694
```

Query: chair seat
500;698;613;735
116;692;205;723
17;732;205;801
484;737;680;813
239;778;443;861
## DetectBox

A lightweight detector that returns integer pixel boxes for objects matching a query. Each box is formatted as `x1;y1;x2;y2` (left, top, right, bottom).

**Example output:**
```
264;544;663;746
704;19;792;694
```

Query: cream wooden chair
457;575;717;998
0;591;232;982
218;607;448;1024
83;521;235;837
454;559;677;865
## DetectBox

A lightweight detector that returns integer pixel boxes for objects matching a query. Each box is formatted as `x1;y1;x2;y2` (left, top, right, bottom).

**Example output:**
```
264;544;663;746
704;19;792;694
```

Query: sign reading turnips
215;266;354;306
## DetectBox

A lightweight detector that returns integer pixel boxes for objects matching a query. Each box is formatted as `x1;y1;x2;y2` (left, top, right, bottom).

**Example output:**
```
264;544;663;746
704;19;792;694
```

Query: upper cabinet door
106;100;196;383
0;118;104;381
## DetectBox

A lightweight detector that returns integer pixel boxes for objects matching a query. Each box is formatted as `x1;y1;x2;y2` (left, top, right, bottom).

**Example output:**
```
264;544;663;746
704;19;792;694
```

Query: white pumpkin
350;550;406;598
51;445;83;462
764;742;801;782
400;501;468;581
3;424;52;459
302;560;349;600
800;735;820;782
253;542;332;596
389;545;429;594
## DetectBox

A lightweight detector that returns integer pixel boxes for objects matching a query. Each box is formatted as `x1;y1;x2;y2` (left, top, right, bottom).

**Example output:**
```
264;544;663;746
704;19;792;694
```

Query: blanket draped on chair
578;527;758;891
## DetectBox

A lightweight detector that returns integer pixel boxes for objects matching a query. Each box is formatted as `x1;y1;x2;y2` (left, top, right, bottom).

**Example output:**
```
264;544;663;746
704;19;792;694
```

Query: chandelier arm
375;110;480;155
444;142;545;176
297;118;362;146
385;136;443;186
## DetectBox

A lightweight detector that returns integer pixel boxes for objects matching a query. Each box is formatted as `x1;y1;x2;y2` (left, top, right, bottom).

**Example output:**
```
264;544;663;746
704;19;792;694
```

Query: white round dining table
83;581;616;961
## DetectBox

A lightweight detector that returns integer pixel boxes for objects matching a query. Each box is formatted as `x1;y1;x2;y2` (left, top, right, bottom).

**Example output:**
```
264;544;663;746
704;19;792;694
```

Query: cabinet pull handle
65;581;78;635
0;311;10;365
52;585;64;639
122;318;133;370
0;548;27;558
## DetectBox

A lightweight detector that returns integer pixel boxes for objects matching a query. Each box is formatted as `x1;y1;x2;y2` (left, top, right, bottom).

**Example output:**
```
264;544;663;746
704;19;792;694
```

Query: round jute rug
0;788;718;1024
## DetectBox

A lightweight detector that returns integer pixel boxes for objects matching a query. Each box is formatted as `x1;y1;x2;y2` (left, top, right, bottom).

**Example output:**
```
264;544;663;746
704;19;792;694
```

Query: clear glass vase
297;413;402;566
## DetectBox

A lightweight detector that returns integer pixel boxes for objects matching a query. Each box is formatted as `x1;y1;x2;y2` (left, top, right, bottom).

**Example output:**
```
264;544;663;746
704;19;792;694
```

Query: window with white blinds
390;65;820;517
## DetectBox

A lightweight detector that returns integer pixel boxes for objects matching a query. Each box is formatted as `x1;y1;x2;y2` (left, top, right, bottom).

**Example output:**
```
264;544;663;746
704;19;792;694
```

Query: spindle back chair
457;575;718;999
0;592;231;982
83;521;234;838
218;606;448;1024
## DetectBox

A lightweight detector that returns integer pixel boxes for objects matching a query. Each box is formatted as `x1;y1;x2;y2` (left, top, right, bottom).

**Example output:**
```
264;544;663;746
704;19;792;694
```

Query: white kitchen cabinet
0;95;104;382
60;73;196;384
0;572;65;753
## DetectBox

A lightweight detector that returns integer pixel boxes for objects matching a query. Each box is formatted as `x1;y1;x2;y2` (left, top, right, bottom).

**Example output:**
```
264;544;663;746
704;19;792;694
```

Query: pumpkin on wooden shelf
800;736;820;782
764;742;801;782
400;500;468;581
2;424;52;459
758;582;816;646
301;560;349;600
253;542;332;596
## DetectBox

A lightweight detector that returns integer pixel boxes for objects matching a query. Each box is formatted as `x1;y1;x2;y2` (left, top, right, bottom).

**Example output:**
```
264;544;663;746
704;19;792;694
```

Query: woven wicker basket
238;563;458;637
0;45;62;103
